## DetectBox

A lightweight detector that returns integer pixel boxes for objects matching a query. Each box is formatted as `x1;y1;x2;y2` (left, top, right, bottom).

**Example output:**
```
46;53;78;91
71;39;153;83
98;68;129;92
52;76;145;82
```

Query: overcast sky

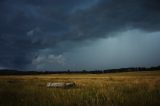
0;0;160;71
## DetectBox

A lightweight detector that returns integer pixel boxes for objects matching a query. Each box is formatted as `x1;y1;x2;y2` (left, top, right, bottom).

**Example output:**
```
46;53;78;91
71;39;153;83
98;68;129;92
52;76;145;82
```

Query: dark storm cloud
67;0;160;41
0;0;160;69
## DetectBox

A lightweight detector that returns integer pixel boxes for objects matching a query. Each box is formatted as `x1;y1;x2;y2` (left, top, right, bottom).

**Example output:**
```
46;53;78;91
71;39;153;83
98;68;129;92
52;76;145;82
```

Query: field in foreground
0;71;160;106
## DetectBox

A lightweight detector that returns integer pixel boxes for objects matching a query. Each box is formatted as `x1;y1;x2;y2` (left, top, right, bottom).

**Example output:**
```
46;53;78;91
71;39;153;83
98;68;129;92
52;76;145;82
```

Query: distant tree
82;70;87;73
67;69;70;73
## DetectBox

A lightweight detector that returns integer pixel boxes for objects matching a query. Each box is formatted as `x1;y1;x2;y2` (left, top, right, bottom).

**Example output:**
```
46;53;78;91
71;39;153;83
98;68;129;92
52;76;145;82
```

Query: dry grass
0;71;160;106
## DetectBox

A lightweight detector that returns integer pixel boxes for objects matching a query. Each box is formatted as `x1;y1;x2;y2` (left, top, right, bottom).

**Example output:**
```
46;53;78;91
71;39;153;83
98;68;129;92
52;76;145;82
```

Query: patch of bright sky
62;29;160;71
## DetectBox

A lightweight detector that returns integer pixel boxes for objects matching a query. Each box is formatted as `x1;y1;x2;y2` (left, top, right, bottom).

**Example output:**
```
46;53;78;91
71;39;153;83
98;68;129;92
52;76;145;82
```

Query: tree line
0;65;160;75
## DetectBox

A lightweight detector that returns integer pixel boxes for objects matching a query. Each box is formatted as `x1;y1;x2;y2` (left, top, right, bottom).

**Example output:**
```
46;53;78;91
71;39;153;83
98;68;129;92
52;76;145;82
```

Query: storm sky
0;0;160;71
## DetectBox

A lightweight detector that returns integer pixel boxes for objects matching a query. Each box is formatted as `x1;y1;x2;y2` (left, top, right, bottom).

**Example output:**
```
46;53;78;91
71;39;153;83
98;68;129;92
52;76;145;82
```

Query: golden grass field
0;71;160;106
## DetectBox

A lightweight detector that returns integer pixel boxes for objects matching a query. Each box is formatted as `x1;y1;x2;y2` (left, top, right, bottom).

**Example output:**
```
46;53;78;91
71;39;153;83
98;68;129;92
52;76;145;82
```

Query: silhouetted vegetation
0;65;160;75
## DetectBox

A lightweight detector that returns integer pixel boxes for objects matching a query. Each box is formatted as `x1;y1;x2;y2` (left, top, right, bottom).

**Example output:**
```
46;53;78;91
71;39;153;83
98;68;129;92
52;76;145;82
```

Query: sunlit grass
0;71;160;106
